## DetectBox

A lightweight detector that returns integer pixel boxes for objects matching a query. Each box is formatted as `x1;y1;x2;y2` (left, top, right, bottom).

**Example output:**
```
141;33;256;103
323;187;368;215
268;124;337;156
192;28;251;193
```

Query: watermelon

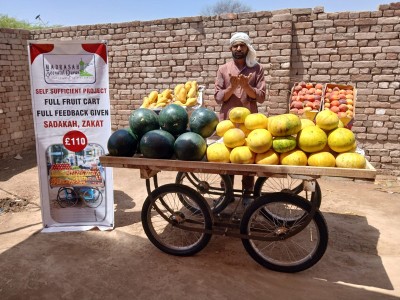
129;108;159;138
139;129;175;159
174;132;206;161
107;129;138;157
189;107;219;138
158;104;188;136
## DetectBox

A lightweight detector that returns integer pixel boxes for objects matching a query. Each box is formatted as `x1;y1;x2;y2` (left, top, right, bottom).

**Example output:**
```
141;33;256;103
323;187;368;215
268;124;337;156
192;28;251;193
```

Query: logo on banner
43;54;96;84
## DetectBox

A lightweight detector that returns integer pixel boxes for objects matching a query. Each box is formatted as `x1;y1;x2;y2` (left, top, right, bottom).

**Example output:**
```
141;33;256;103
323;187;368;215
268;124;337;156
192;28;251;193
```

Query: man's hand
229;73;240;89
238;73;253;88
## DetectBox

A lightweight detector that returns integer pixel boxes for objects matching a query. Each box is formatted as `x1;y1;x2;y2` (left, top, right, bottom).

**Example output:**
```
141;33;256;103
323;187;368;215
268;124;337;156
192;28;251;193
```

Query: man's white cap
230;32;258;67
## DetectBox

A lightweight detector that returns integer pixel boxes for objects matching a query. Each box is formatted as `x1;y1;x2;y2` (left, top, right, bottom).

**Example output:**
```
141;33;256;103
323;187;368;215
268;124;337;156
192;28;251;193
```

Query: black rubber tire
253;176;322;209
56;187;78;208
175;172;233;214
240;192;328;273
81;187;103;208
141;184;213;256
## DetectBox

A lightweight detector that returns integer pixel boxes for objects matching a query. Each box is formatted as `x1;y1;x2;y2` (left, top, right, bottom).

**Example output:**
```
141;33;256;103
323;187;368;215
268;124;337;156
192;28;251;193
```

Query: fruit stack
322;84;356;128
289;82;323;120
140;81;203;110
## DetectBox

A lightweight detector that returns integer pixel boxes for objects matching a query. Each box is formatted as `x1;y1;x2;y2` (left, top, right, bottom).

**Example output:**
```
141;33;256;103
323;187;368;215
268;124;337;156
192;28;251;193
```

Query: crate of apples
323;84;356;128
289;82;323;119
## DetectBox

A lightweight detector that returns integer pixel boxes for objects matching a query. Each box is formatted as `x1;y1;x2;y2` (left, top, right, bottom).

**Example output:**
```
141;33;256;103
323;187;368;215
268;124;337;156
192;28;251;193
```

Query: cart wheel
56;187;79;208
141;183;213;256
80;187;103;208
253;176;322;208
240;192;328;273
175;172;233;214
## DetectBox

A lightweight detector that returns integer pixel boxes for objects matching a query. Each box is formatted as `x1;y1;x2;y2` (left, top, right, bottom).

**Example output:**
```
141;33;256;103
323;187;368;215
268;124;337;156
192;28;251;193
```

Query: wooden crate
322;84;356;129
288;82;324;121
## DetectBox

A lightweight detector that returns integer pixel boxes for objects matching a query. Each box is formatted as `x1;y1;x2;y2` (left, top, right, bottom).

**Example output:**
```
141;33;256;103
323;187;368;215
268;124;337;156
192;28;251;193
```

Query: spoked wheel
240;192;328;273
141;184;213;256
253;175;322;208
80;187;103;208
56;187;79;208
176;172;233;214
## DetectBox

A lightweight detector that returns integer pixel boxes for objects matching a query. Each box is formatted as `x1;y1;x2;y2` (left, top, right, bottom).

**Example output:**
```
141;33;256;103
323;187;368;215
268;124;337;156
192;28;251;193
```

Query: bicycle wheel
176;172;233;214
81;187;103;208
56;187;79;208
141;184;213;256
240;192;328;273
253;176;322;208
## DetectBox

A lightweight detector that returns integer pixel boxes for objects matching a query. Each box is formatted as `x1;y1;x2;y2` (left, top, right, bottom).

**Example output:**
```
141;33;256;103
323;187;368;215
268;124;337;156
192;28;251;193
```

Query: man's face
231;42;248;59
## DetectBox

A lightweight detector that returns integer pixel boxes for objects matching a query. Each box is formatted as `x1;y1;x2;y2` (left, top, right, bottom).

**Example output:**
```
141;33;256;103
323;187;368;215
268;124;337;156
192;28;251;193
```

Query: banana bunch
172;80;199;107
140;89;173;109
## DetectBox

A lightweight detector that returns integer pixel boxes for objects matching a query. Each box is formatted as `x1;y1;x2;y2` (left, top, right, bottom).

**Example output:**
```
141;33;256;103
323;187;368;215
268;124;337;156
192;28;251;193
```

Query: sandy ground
0;150;400;300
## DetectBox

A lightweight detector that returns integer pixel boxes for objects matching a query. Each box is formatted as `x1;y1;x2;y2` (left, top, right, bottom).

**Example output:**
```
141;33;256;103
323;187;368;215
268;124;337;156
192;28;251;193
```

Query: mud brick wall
0;28;35;158
1;3;399;175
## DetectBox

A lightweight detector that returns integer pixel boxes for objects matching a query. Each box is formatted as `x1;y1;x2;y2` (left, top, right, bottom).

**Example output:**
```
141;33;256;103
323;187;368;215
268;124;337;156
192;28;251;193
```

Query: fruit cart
49;164;105;208
99;155;376;273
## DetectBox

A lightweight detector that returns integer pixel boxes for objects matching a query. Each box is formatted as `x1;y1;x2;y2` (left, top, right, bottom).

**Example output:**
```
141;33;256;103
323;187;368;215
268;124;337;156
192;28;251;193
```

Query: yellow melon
229;107;251;123
308;151;336;167
246;129;273;154
230;146;255;164
280;149;308;166
223;128;246;148
216;120;235;137
297;126;328;153
327;128;356;153
315;110;339;131
300;118;315;129
206;143;231;163
336;152;366;169
255;149;279;165
244;113;268;130
238;123;252;137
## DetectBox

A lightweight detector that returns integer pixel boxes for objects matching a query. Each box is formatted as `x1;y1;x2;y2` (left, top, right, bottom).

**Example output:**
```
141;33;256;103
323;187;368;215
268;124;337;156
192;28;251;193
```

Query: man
214;32;266;203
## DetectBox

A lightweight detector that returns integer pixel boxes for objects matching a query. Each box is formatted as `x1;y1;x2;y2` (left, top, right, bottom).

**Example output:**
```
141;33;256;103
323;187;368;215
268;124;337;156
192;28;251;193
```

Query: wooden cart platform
99;156;376;181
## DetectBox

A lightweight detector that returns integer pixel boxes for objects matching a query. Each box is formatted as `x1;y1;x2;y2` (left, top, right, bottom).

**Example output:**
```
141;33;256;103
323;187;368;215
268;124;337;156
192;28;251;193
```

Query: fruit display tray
322;84;357;128
99;156;376;181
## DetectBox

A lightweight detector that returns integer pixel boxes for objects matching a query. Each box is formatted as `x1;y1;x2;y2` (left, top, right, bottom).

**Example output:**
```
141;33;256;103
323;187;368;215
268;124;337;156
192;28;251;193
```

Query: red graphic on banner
63;130;88;152
29;44;54;64
82;43;107;64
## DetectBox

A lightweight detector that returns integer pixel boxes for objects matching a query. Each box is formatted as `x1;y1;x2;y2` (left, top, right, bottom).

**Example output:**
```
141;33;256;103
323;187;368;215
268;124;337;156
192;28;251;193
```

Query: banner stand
28;40;114;232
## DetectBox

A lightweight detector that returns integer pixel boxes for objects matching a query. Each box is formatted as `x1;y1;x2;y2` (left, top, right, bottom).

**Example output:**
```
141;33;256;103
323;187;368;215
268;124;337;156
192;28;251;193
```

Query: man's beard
232;51;247;59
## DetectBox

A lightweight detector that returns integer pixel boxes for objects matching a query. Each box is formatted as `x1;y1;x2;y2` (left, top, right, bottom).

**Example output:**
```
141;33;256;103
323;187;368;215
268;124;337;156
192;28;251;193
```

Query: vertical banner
28;40;114;231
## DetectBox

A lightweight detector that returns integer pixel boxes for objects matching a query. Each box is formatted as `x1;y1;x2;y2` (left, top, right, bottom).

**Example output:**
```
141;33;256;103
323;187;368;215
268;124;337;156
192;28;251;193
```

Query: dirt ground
0;150;400;300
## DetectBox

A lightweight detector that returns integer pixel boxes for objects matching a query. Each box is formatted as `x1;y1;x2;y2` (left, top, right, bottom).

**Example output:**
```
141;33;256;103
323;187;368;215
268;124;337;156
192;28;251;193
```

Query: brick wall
1;3;399;175
0;28;35;158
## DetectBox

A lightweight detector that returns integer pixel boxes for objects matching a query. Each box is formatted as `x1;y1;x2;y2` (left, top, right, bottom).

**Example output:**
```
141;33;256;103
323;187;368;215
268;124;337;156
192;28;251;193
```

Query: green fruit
107;129;138;157
139;129;175;159
129;108;159;138
174;132;206;161
272;136;297;153
189;107;219;138
158;104;188;136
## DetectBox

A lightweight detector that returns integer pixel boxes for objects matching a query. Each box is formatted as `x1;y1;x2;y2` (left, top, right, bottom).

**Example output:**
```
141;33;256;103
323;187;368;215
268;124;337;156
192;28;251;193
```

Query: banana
191;80;198;92
184;81;192;92
185;97;198;107
148;91;158;104
141;96;150;108
187;86;197;98
176;87;187;104
161;89;173;99
174;84;185;97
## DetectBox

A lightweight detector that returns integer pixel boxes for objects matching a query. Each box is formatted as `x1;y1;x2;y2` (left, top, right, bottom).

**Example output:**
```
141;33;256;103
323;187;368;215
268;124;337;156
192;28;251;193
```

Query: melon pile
107;105;219;161
207;107;366;169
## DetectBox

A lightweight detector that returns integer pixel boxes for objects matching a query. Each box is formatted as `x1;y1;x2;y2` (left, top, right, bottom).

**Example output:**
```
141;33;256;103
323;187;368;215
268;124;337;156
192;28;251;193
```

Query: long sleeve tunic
214;60;266;120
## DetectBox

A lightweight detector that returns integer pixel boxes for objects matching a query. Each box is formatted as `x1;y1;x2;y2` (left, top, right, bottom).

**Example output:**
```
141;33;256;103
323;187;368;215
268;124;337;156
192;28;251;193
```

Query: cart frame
100;155;376;272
